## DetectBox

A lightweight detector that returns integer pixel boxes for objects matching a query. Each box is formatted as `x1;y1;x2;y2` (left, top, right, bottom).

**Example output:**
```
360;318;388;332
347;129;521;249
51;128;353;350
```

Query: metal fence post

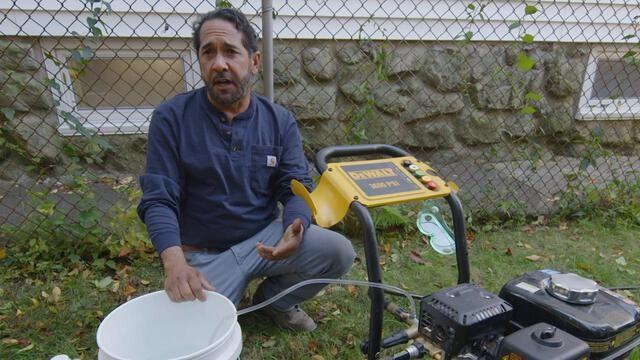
261;0;274;102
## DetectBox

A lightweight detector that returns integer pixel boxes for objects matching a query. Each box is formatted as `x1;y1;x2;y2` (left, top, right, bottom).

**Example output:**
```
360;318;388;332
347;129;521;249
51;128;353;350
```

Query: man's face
198;19;260;109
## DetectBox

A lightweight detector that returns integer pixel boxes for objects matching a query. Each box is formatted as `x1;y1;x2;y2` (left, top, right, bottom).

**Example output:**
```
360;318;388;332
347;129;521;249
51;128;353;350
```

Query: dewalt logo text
349;168;396;180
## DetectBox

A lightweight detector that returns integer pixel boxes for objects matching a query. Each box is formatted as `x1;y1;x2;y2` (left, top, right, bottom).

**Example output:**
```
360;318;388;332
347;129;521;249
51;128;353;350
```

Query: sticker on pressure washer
515;282;540;294
341;161;420;197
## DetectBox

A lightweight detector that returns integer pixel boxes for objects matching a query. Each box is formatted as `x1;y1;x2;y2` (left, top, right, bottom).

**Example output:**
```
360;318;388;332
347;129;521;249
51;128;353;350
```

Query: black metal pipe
352;201;384;360
445;192;470;284
314;144;411;173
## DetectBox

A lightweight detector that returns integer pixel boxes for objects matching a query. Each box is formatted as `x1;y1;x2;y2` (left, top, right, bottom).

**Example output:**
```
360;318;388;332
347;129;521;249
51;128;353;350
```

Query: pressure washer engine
414;270;640;360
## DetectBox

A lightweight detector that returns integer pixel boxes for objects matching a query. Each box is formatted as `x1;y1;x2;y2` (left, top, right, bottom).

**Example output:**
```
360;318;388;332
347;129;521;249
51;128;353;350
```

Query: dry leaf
0;247;6;260
17;339;30;346
465;231;475;243
409;250;428;265
67;268;79;277
331;347;339;356
94;276;113;289
526;254;541;261
262;338;276;348
110;281;121;293
140;279;151;285
524;244;532;250
615;257;627;266
346;284;358;297
308;340;319;352
123;283;136;297
532;215;548;226
311;355;325;360
2;338;19;346
118;246;132;257
51;286;61;303
558;221;568;230
17;343;34;353
382;243;392;254
505;247;513;256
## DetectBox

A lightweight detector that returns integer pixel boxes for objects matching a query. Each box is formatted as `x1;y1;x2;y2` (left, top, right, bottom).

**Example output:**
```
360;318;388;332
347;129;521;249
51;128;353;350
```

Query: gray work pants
184;219;356;311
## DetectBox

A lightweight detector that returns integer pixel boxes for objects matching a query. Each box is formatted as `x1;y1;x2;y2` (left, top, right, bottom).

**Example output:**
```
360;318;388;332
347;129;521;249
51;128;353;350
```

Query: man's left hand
257;218;304;260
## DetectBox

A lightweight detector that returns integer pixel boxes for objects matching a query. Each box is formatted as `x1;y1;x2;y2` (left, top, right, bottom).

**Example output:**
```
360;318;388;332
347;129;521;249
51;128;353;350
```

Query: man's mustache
211;72;235;83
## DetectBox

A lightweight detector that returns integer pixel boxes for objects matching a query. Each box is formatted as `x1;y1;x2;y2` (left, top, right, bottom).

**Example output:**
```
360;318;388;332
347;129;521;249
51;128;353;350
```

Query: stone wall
270;40;638;155
1;38;639;222
0;39;61;168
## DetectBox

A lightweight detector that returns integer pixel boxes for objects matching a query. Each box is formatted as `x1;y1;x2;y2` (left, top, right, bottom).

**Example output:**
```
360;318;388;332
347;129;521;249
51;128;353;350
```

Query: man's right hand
160;246;215;302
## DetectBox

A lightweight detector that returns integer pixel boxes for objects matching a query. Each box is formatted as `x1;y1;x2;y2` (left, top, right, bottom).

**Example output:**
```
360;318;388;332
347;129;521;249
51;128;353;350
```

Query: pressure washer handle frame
313;144;470;360
315;144;411;173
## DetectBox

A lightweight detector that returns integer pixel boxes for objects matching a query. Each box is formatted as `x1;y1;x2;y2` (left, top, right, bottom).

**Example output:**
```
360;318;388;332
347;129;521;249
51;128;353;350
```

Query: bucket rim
97;290;237;360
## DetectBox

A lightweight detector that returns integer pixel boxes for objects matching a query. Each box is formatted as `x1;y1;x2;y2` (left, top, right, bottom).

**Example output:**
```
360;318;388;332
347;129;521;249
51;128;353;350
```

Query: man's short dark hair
192;8;259;57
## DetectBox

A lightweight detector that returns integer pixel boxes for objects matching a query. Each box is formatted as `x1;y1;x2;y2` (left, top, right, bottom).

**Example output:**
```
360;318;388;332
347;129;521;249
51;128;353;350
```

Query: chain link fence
1;1;639;253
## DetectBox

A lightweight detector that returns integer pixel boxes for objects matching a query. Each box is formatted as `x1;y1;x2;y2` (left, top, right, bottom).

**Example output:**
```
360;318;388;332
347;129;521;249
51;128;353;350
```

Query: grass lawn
1;218;639;359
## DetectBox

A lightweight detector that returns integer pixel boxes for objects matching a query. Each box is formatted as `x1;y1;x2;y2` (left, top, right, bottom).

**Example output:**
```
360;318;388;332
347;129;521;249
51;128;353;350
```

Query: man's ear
251;51;262;75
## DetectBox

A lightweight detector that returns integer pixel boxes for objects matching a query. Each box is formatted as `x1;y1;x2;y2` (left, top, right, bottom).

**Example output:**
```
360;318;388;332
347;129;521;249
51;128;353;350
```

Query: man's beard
205;70;252;108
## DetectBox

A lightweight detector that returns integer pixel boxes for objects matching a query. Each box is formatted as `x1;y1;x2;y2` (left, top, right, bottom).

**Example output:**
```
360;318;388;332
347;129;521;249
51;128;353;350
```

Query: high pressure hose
237;278;418;318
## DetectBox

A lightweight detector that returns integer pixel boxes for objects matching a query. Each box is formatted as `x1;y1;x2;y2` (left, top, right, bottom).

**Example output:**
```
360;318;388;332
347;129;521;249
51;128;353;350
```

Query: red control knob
427;181;438;190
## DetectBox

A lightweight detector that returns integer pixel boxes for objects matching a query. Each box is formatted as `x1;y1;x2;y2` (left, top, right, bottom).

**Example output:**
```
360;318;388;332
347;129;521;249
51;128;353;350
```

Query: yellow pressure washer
293;144;640;360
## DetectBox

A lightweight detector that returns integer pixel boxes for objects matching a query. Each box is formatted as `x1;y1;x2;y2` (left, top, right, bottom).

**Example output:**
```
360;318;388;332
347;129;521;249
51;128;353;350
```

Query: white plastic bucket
96;290;241;360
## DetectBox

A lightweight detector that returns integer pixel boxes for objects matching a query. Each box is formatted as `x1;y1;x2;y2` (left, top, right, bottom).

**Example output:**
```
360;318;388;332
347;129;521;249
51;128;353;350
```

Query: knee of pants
321;233;357;277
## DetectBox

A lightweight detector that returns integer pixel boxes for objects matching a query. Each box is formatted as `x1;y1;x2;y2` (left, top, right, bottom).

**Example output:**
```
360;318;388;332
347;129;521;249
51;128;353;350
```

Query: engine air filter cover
547;273;598;305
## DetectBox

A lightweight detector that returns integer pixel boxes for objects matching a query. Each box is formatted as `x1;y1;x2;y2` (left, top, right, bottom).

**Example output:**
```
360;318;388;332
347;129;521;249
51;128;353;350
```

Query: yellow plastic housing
292;156;451;227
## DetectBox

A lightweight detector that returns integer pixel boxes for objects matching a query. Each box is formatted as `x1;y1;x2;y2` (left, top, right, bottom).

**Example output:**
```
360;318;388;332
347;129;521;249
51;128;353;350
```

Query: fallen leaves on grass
122;283;137;297
308;340;319;352
94;276;113;289
0;247;5;260
409;250;429;265
118;246;133;258
262;337;276;348
525;254;541;261
505;247;513;256
346;284;358;297
17;343;34;352
615;256;627;266
2;338;19;346
532;215;549;226
466;231;475;243
51;286;61;303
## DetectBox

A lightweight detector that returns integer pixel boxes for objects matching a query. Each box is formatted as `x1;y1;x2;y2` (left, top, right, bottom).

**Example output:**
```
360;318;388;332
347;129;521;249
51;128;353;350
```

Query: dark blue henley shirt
137;88;313;254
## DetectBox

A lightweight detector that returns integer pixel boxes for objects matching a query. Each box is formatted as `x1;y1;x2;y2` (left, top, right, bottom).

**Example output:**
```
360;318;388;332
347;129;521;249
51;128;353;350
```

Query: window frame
41;39;201;135
577;48;640;121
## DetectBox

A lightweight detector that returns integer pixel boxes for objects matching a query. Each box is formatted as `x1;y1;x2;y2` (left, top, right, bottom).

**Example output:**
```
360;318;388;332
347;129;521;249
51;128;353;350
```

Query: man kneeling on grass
137;8;355;331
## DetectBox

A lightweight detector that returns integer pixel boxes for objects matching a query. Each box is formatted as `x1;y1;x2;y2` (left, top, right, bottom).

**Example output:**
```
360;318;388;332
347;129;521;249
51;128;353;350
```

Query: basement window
577;50;640;120
42;40;199;135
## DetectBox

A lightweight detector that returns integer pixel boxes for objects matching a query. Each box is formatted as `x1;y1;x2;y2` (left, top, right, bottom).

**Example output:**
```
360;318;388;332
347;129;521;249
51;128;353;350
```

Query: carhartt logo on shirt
267;155;277;167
